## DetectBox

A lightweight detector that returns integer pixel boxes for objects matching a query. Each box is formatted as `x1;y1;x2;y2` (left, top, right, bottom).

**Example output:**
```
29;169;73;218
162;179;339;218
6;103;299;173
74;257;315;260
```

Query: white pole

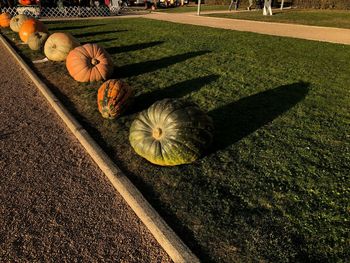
197;0;201;15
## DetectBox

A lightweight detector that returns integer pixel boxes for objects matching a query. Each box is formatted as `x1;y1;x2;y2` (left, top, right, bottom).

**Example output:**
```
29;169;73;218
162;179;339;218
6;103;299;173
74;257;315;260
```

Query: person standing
263;0;272;15
152;0;157;10
247;0;253;10
228;0;239;11
109;0;120;14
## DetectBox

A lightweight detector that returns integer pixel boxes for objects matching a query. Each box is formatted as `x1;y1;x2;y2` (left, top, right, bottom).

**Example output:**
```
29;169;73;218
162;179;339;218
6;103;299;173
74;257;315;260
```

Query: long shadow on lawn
209;82;309;152
129;74;220;114
74;29;128;39
106;41;164;55
85;37;120;45
48;24;107;31
114;50;210;78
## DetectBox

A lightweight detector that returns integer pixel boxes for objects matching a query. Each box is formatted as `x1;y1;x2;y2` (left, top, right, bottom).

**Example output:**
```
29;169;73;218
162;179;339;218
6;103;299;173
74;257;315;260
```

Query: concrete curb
0;33;200;263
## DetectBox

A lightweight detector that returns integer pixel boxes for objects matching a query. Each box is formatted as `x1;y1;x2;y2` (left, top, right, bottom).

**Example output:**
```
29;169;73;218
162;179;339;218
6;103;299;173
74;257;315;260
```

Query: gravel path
0;43;171;262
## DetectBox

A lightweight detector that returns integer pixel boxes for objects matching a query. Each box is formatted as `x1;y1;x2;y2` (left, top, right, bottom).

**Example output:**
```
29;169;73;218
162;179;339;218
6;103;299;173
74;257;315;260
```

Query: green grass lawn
2;18;349;262
207;9;350;29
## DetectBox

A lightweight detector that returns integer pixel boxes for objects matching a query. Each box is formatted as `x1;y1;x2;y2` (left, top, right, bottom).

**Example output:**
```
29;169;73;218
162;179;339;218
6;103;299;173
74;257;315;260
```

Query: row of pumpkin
0;12;214;166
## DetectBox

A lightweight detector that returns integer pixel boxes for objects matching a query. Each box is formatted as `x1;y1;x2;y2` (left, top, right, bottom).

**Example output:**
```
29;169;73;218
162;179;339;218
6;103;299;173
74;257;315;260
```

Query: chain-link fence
0;6;121;18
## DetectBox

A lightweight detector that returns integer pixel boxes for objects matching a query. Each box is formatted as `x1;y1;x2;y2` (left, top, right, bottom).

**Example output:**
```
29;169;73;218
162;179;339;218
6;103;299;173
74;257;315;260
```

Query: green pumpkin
27;32;49;51
129;99;213;166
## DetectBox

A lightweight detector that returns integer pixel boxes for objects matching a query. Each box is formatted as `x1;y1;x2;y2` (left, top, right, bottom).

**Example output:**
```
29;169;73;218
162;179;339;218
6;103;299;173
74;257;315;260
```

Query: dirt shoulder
0;43;171;262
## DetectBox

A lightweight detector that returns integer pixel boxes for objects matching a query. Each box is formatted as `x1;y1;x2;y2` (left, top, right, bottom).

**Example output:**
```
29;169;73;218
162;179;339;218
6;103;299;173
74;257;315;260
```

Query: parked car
158;0;179;8
129;0;187;7
128;0;145;5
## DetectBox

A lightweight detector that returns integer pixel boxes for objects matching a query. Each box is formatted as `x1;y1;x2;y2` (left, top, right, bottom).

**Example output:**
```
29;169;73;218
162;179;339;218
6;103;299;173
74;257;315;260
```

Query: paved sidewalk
0;43;171;262
38;11;350;45
145;11;350;45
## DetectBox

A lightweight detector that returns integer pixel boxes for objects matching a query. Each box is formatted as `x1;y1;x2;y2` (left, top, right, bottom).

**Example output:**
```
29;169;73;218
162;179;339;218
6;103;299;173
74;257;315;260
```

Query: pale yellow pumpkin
28;32;49;51
44;32;80;62
10;14;29;32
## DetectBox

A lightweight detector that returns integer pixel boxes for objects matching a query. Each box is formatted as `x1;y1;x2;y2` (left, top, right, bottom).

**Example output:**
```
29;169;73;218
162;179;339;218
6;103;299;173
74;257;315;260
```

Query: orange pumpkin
97;79;133;119
19;0;33;6
0;12;11;28
66;43;114;82
19;18;48;43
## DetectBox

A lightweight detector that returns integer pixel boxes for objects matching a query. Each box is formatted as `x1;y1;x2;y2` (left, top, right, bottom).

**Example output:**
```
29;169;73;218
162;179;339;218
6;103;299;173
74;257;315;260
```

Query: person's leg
228;0;233;11
235;0;240;10
247;0;253;10
263;0;272;15
263;0;267;15
268;4;272;15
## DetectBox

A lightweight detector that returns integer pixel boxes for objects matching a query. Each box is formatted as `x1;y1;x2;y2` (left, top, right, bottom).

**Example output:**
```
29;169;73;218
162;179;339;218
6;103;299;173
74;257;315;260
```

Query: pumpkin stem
91;58;100;65
152;128;163;140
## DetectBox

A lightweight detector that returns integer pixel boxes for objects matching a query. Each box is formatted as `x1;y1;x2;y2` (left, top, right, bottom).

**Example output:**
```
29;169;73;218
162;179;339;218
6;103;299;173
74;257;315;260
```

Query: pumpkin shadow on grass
105;41;164;55
74;29;128;39
114;50;210;78
128;74;220;114
209;82;310;152
86;37;120;45
47;24;107;31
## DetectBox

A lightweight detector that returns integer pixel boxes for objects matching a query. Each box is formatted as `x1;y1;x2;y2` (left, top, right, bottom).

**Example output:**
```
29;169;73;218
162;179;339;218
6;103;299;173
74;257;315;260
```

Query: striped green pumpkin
129;99;213;166
97;79;133;119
